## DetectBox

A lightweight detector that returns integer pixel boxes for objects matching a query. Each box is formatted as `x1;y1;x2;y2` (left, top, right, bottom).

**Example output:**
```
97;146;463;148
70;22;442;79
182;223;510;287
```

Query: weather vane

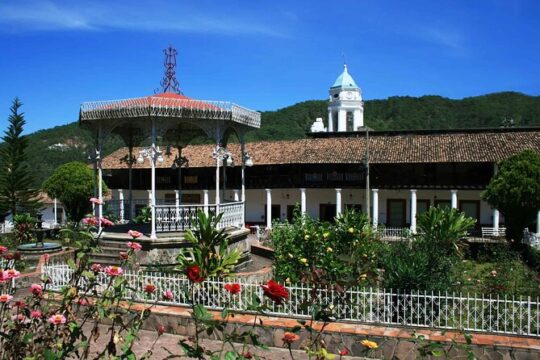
158;45;182;94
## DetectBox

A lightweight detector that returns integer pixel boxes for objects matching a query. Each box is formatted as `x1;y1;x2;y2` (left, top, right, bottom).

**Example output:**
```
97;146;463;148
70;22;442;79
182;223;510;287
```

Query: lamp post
88;148;102;230
169;146;188;205
137;145;164;239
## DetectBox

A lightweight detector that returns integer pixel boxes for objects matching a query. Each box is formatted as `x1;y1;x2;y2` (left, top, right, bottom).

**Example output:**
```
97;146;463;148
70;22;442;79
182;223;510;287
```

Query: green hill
18;91;540;187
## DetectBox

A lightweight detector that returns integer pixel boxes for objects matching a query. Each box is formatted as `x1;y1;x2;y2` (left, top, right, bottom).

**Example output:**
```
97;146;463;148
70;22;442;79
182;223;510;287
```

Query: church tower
327;64;363;132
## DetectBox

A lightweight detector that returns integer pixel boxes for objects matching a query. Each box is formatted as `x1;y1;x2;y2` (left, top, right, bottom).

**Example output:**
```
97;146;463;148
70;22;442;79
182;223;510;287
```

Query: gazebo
79;46;260;240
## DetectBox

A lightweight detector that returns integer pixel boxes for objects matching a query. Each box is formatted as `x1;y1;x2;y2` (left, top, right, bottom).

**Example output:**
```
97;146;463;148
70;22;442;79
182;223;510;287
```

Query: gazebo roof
79;92;260;128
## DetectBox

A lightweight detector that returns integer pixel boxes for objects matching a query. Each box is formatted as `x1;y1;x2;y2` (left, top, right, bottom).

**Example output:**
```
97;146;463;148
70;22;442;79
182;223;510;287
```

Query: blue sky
0;0;539;133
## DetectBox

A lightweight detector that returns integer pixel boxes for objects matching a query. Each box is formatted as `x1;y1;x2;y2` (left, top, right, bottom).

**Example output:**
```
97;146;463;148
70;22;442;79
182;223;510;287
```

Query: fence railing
378;227;410;239
43;263;540;337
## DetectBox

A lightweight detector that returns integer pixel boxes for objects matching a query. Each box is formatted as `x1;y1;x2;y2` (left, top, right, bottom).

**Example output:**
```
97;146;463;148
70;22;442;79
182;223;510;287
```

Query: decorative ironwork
159;45;181;94
45;264;540;337
80;97;261;128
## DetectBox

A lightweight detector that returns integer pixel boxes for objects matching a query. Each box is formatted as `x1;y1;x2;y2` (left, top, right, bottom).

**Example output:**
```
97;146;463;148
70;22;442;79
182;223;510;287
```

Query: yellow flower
288;253;294;259
285;277;291;283
323;232;330;239
326;247;333;253
359;273;368;280
304;234;310;240
300;258;308;265
348;227;355;234
360;340;378;349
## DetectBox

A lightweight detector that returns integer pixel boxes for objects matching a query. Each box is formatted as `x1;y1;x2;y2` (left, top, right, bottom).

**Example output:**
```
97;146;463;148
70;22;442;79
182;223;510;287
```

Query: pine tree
0;98;40;218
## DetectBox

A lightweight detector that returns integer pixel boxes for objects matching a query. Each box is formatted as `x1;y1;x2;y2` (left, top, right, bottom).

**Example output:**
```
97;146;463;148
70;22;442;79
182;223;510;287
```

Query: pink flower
0;271;7;282
104;266;123;277
5;269;20;279
90;263;102;273
119;252;129;260
0;246;8;253
0;294;13;303
12;314;26;322
100;217;114;227
128;230;143;239
82;217;98;226
48;314;67;325
30;284;43;297
90;197;102;205
491;270;498;277
78;298;89;306
163;290;174;300
127;242;142;251
31;310;42;319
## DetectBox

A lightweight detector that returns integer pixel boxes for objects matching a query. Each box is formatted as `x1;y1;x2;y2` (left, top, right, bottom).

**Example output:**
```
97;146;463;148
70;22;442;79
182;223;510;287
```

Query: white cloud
0;0;289;37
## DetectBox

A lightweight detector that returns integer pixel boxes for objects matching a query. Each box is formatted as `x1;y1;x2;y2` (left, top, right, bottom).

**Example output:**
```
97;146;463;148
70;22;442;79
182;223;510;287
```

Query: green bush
383;207;475;291
271;209;384;284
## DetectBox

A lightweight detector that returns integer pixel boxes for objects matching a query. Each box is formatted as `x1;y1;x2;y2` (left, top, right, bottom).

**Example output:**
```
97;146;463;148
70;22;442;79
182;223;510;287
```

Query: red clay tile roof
100;130;540;169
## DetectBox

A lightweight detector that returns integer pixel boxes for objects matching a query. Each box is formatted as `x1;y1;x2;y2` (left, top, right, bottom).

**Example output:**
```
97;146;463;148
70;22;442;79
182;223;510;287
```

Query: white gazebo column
215;153;221;212
300;188;307;215
233;189;240;202
337;109;346;132
203;190;209;216
492;164;499;232
150;119;157;240
451;190;458;209
53;198;58;226
147;190;152;207
493;209;500;232
174;189;180;220
118;189;125;223
265;189;272;229
537;210;540;236
335;188;342;216
372;189;379;227
410;189;417;233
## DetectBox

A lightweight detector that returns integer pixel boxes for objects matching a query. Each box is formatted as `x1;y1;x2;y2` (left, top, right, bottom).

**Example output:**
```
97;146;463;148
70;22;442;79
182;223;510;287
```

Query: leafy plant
133;206;151;224
176;210;241;278
13;213;36;244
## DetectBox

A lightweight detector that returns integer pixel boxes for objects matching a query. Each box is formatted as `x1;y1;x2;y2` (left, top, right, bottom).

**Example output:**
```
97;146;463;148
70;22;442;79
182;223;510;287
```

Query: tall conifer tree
0;98;40;217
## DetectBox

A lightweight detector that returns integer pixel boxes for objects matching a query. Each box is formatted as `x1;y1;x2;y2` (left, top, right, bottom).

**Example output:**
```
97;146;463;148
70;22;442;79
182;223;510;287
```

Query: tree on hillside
482;150;540;242
43;162;104;222
0;98;40;218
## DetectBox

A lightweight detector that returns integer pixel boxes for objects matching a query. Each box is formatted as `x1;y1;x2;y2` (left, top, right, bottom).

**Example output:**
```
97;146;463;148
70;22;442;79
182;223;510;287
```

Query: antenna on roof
158;45;182;94
342;51;347;69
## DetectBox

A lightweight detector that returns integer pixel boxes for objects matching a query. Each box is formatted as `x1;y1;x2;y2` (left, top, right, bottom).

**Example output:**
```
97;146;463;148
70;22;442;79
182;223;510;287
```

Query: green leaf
224;351;237;360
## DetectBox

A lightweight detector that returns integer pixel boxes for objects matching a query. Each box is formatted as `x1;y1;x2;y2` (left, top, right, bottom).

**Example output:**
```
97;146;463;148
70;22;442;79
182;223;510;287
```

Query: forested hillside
15;91;540;187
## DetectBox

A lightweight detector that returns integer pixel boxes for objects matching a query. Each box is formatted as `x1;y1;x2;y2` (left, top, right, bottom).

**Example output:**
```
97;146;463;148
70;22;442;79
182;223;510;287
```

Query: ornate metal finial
159;45;182;94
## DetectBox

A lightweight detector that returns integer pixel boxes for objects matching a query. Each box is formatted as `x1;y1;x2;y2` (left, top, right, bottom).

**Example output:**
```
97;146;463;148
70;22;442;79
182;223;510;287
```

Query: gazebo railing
155;201;244;232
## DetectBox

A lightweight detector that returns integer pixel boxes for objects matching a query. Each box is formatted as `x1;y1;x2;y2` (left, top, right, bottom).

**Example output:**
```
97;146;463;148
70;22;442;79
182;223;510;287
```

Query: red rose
144;283;156;294
224;283;241;295
185;265;205;283
261;280;289;305
157;325;166;335
244;352;252;359
340;348;349;356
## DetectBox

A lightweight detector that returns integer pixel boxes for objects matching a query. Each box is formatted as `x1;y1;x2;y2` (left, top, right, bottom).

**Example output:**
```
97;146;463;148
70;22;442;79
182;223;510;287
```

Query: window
345;172;362;181
346;112;354;131
327;172;343;181
305;173;323;182
387;199;406;227
184;175;198;184
156;176;171;185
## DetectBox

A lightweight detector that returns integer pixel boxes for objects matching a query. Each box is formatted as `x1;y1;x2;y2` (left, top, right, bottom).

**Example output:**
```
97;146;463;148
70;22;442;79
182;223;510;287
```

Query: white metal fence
43;263;540;337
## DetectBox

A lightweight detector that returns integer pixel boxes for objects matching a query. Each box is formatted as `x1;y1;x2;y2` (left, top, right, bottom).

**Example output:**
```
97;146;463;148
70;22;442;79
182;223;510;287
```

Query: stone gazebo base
92;226;251;268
